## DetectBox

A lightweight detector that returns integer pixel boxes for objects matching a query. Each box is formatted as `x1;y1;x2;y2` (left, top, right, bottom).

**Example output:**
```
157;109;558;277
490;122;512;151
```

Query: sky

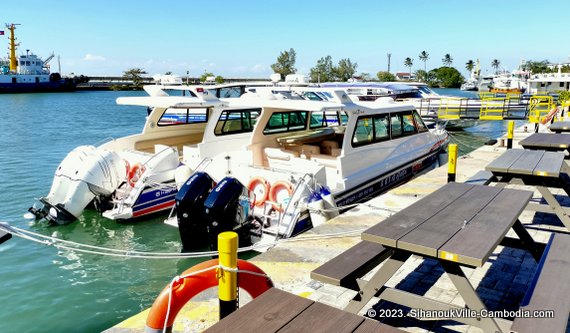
3;0;570;79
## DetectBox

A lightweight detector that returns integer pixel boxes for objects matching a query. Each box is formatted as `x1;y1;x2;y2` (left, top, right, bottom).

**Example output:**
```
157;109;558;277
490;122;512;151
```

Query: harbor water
0;89;510;333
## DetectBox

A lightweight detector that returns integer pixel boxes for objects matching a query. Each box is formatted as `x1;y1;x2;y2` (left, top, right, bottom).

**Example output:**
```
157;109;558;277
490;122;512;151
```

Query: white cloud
83;54;106;61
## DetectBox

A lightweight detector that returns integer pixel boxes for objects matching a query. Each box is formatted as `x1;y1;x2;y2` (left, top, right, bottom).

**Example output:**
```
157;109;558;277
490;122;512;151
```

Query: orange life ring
127;163;145;187
145;258;273;332
268;180;293;211
247;176;270;207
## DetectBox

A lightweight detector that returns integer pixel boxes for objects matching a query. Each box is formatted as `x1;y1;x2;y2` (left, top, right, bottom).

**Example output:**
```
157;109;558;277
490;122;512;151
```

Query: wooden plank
438;188;533;266
549;121;570;133
485;149;525;173
464;170;496;185
520;134;543;147
204;288;313;333
508;150;544;175
310;241;392;289
352;319;407;333
277;301;364;333
362;183;473;247
532;151;565;178
510;234;570;333
397;185;502;257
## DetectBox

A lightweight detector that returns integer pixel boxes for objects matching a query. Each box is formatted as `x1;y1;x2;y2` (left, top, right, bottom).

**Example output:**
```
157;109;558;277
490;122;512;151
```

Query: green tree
419;51;429;72
310;55;335;83
200;72;215;82
123;68;147;89
335;58;358;81
215;75;224;84
358;72;372;81
404;57;413;78
377;71;396;81
271;48;297;77
442;54;453;67
465;60;475;74
431;67;465;88
491;59;501;74
523;60;550;74
414;69;436;85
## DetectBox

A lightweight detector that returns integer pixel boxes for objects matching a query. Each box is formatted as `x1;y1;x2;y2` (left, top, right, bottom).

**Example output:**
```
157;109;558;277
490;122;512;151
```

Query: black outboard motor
175;172;216;249
203;177;255;250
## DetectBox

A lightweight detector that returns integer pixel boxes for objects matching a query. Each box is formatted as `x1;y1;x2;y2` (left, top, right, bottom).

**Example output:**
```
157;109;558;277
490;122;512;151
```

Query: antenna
58;55;61;74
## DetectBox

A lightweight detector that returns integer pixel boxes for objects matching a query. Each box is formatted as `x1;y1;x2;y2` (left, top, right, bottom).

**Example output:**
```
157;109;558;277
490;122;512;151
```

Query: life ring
127;163;145;187
247;176;270;207
145;258;273;332
268;180;293;211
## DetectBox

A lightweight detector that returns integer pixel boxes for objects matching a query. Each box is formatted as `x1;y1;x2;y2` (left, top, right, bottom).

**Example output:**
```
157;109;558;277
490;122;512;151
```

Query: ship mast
6;23;20;72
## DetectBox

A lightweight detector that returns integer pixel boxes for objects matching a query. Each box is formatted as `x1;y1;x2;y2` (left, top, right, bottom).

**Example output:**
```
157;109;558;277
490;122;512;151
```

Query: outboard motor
175;172;216;250
203;177;255;250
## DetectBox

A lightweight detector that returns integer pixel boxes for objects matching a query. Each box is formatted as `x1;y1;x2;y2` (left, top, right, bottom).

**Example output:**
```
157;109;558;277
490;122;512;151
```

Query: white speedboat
29;86;224;224
169;90;449;250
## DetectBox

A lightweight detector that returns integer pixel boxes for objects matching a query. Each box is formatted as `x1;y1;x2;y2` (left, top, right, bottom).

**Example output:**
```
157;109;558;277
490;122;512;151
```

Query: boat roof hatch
116;96;225;109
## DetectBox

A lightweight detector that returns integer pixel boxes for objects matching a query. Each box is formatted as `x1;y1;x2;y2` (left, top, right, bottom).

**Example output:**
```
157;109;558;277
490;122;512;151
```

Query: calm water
0;89;507;333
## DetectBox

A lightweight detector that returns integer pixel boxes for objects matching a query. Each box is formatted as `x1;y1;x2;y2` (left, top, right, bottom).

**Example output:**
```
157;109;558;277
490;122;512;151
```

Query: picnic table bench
204;287;405;333
510;233;570;333
312;183;549;333
548;121;570;133
485;149;570;231
519;133;570;154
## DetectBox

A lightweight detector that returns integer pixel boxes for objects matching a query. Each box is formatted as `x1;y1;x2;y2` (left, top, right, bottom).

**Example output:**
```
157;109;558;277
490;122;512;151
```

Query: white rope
0;222;364;259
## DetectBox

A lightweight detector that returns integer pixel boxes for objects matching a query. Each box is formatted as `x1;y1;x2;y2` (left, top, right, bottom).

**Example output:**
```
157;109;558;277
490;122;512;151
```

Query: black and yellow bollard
447;144;457;183
507;120;514;149
218;231;238;320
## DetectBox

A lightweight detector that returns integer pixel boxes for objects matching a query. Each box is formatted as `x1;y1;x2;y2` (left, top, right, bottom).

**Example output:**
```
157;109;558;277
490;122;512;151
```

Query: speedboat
168;90;449;250
28;86;224;224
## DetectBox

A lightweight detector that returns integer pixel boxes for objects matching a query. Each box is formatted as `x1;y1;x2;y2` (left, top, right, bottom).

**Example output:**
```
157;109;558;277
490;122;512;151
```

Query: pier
76;76;267;90
105;124;569;333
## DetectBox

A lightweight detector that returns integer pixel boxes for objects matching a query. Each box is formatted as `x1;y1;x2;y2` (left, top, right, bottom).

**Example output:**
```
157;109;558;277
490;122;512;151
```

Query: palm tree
491;59;501;74
404;58;413;79
465;60;475;74
442;54;453;67
419;51;429;72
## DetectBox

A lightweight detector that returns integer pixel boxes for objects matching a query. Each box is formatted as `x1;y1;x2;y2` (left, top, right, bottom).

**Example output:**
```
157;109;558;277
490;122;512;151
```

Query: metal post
507;120;514;149
447;144;457;183
218;231;238;319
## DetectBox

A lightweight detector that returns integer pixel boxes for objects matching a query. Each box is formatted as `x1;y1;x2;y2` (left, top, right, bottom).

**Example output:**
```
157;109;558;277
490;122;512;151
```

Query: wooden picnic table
204;287;405;333
485;149;570;230
548;121;570;133
519;132;570;153
346;183;539;333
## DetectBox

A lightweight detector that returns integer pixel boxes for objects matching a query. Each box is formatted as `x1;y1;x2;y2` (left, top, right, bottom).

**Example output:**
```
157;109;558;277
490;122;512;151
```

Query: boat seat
310;154;338;168
264;147;300;169
320;140;339;155
290;144;320;159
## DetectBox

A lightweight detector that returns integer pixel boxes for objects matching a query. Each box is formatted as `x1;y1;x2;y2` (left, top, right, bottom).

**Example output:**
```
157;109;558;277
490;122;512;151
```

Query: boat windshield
157;107;209;126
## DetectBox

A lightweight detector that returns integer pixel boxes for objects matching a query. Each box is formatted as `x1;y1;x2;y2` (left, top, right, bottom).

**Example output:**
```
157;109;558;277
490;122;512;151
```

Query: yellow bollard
507;120;514;149
447;144;457;183
218;231;238;319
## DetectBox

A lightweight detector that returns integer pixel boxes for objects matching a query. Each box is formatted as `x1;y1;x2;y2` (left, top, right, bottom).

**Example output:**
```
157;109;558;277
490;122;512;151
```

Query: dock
105;124;568;333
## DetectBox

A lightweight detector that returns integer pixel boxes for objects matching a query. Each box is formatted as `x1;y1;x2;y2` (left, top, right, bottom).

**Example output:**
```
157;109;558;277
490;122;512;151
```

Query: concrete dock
105;124;569;333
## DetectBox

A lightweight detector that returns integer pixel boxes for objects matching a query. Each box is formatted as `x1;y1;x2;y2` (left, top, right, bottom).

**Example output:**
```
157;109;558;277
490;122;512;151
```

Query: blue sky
3;0;569;78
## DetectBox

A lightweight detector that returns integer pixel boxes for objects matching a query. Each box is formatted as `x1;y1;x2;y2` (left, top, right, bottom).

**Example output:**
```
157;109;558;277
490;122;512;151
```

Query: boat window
390;114;403;138
211;86;244;98
263;111;308;134
412;110;428;132
214;108;261;135
352;117;373;145
402;112;416;135
310;112;328;128
340;111;349;125
303;92;324;101
157;107;209;126
373;115;389;141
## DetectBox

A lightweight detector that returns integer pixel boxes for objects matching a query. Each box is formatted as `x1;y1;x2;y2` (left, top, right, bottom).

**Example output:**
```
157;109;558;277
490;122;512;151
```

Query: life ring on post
145;258;273;333
540;106;559;125
268;180;293;212
247;176;270;207
127;163;145;187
